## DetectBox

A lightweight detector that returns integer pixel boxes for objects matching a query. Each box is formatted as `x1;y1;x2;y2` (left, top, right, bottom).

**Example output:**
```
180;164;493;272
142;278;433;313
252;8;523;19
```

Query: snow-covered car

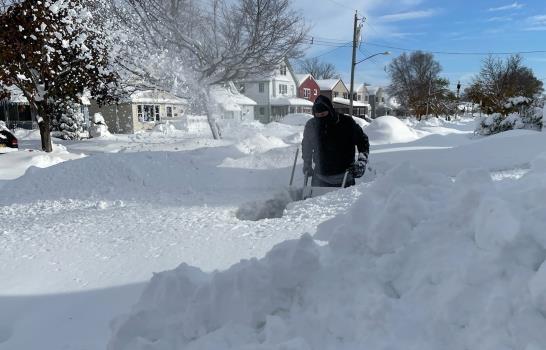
0;129;18;153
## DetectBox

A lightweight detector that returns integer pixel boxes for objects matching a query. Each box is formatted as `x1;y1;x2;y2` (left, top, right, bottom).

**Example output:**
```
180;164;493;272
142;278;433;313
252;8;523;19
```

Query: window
303;88;311;98
375;96;379;103
280;65;287;76
357;95;362;101
239;84;246;93
138;104;160;122
259;107;265;115
364;95;369;102
343;93;348;99
381;97;385;103
314;89;317;95
279;84;288;95
166;106;173;118
333;92;339;98
259;83;265;93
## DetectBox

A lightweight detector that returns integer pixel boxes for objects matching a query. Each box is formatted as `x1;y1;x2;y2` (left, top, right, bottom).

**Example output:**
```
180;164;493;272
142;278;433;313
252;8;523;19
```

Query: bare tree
297;57;339;79
387;51;447;118
110;0;308;138
465;55;543;114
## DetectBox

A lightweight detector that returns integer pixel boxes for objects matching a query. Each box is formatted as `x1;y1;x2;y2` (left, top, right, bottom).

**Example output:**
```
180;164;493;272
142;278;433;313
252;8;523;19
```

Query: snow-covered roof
2;86;28;104
357;85;384;95
129;90;188;105
366;86;381;95
295;74;313;86
332;97;370;108
211;83;257;111
316;79;341;91
1;86;90;105
270;96;314;107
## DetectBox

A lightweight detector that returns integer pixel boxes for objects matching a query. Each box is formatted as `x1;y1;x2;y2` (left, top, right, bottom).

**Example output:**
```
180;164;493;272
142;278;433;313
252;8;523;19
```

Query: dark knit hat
312;95;334;114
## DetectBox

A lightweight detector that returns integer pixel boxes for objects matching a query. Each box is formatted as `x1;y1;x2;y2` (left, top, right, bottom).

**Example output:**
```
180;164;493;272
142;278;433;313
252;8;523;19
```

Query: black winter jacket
302;113;369;176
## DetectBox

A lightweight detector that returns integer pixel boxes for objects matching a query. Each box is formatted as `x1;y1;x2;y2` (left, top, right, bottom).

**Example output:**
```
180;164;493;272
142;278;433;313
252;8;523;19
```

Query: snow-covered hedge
476;106;544;135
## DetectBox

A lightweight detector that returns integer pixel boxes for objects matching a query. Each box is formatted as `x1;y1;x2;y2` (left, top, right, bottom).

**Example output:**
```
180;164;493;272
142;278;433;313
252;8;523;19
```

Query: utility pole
349;11;358;117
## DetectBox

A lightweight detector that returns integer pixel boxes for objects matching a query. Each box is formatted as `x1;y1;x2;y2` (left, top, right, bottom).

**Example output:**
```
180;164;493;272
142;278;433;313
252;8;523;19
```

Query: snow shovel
301;171;350;200
287;146;350;201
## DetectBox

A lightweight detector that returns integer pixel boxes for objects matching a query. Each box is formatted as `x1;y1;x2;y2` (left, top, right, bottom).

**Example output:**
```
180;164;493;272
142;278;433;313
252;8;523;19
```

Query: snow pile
364;115;421;144
352;116;369;129
0;151;290;204
234;133;288;155
0;145;84;180
278;113;312;126
108;160;546;350
152;122;177;134
89;113;111;138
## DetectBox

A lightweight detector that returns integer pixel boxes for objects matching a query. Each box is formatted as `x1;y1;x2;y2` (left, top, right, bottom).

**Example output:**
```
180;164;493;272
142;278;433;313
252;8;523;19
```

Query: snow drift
108;157;546;350
365;115;422;144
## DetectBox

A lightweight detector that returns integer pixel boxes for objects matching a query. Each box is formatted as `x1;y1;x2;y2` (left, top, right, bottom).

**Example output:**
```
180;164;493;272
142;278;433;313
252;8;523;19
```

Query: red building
296;74;320;103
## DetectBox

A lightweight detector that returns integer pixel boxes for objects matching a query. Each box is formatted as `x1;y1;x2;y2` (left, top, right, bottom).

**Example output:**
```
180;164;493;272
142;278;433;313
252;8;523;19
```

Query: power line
323;0;357;12
298;42;352;61
364;41;546;56
305;35;546;56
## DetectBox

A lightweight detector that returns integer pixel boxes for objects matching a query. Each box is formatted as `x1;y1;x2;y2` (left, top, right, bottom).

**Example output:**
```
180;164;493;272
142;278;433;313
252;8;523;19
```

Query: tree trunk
201;86;221;140
33;101;53;152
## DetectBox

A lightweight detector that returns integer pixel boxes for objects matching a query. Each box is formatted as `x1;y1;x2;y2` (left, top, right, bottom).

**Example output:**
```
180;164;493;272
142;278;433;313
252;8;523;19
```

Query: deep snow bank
108;157;546;350
365;116;423;144
0;150;291;205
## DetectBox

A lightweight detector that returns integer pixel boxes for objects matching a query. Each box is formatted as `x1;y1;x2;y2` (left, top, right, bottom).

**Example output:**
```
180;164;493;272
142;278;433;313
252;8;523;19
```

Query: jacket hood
313;95;338;123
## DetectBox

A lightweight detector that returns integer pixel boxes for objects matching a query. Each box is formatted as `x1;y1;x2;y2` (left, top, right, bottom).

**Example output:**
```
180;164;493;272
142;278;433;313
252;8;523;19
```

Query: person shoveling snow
302;95;369;188
237;96;371;221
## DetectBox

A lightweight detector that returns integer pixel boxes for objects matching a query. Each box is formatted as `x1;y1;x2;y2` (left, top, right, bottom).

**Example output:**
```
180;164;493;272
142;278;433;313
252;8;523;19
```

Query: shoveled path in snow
1;188;359;295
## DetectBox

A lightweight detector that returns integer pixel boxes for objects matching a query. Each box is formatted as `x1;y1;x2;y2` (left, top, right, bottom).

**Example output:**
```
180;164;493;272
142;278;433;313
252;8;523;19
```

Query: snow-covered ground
2;115;546;349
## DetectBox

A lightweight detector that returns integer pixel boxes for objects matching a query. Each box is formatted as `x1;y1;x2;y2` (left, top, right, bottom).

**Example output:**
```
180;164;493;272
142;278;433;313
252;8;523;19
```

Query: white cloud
488;2;524;12
524;14;546;31
378;10;437;23
486;16;513;22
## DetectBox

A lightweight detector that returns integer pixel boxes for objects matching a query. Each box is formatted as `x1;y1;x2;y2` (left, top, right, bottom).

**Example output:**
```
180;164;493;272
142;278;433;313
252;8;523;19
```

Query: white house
210;82;257;123
89;89;188;133
357;85;393;118
238;59;313;123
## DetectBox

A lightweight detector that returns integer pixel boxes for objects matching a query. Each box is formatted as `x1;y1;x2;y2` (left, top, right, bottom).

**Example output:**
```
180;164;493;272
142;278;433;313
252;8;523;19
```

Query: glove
303;162;314;176
349;152;368;178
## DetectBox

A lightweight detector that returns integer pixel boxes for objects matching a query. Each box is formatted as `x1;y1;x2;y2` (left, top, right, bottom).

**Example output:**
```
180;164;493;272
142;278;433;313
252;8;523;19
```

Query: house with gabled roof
0;85;90;130
295;74;320;104
89;89;189;134
237;59;313;123
210;82;257;123
357;85;390;118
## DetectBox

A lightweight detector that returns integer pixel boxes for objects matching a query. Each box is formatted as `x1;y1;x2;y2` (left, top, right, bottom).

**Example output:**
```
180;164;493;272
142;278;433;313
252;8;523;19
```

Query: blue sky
293;0;546;92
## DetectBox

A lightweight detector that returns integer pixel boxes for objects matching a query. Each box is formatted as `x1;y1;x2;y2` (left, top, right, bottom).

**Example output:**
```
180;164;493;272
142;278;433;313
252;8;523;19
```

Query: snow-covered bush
51;103;85;140
89;113;111;138
476;98;544;135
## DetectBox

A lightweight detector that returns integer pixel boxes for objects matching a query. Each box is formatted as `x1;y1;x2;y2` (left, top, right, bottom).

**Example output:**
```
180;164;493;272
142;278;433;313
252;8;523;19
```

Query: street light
355;51;391;65
349;51;390;117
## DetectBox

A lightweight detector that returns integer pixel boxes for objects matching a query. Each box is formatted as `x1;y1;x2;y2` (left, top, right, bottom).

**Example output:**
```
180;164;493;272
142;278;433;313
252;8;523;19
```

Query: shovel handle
341;171;349;188
289;146;299;186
